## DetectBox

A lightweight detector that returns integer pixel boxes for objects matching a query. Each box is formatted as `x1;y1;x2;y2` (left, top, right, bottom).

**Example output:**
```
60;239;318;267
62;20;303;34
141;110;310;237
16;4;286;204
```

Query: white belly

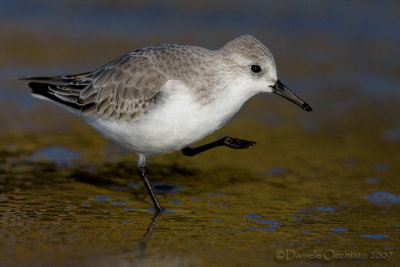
85;80;254;157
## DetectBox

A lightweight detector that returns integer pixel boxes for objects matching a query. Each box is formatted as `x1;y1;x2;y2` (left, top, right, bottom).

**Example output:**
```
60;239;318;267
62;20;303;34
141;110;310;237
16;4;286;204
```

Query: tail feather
28;82;82;110
21;72;93;111
19;72;92;85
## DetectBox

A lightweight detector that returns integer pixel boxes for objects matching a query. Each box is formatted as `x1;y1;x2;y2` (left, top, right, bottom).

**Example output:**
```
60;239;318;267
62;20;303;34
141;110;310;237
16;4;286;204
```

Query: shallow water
1;0;400;266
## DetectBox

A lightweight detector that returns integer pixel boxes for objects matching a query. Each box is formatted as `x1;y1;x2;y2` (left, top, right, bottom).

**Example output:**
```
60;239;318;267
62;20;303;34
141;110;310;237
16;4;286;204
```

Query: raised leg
182;136;257;157
137;166;163;212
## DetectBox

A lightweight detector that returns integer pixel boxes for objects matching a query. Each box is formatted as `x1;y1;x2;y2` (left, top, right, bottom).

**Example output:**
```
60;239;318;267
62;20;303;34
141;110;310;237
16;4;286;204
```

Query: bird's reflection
135;210;162;258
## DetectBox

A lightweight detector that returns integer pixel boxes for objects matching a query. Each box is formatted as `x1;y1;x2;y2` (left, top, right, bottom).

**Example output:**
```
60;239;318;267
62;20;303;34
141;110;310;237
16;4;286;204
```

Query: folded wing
23;53;168;121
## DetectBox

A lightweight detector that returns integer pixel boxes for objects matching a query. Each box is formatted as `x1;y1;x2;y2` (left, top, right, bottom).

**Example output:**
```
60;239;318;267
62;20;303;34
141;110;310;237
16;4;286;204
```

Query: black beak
271;80;312;112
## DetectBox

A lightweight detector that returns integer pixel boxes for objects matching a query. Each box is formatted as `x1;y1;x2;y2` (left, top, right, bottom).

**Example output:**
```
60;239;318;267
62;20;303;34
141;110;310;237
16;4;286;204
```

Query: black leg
137;167;163;212
182;136;257;156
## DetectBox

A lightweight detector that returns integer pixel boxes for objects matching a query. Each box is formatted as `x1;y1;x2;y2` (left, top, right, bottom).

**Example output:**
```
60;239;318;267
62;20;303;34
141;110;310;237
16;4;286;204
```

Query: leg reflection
136;210;162;258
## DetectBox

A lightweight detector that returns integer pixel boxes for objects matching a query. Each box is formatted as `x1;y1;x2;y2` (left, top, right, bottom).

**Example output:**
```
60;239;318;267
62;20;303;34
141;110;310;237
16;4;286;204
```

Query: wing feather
79;54;168;120
25;52;169;121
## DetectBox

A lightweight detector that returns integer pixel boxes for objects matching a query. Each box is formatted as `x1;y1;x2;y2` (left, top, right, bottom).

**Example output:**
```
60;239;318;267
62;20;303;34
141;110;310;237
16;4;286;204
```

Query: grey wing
25;53;168;121
79;54;168;120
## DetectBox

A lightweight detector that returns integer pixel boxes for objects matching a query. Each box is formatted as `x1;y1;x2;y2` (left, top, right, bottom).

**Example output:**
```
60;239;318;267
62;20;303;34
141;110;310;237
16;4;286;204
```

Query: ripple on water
91;195;110;202
366;177;380;184
26;146;80;166
170;200;181;205
154;183;182;193
331;227;349;232
374;163;390;172
266;167;288;176
145;208;182;213
245;213;261;220
289;216;302;221
384;126;400;142
360;234;388;240
365;191;400;206
112;201;130;205
81;202;91;207
316;207;336;212
123;208;140;212
245;214;280;232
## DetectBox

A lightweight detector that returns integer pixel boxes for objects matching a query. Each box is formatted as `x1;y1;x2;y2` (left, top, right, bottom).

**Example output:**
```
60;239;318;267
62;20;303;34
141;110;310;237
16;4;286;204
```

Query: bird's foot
222;136;257;149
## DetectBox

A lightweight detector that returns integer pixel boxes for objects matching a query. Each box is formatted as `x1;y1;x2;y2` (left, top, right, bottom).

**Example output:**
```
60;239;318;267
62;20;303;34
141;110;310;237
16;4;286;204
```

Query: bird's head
221;35;312;112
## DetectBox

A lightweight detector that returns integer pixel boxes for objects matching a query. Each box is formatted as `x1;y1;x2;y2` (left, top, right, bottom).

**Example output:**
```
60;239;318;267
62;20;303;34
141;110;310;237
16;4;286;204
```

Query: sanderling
21;35;312;212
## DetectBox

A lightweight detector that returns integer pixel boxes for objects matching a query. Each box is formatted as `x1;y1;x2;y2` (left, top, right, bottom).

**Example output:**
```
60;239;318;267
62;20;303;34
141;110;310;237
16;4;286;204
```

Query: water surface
0;0;399;266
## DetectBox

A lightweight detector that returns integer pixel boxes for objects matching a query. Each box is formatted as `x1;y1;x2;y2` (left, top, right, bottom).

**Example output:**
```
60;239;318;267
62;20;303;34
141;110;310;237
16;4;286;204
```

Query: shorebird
21;35;312;212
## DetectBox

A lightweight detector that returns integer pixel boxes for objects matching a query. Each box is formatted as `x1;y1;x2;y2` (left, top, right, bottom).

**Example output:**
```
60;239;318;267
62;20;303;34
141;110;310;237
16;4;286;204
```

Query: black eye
251;64;262;73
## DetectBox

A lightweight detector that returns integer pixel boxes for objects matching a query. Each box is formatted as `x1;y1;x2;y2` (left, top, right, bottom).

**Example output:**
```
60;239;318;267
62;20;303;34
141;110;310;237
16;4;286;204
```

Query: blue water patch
374;163;389;172
145;208;182;213
384;246;392;251
316;206;336;212
26;146;80;166
154;183;182;193
366;177;380;184
289;216;302;221
246;226;277;232
245;214;280;232
170;200;181;205
127;182;142;189
0;87;38;109
331;227;349;232
260;228;276;232
266;167;288;176
360;234;388;240
366;192;400;206
300;118;317;133
91;195;110;202
81;202;91;207
123;208;140;212
219;202;229;209
205;191;225;197
384;126;400;142
120;220;132;225
302;230;311;234
112;201;130;205
112;186;124;192
347;158;357;166
301;214;315;217
245;213;261;220
258;219;280;229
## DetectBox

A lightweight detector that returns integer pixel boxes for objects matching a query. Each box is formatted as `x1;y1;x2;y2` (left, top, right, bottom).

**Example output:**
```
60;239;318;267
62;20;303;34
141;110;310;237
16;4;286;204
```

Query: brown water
1;1;400;266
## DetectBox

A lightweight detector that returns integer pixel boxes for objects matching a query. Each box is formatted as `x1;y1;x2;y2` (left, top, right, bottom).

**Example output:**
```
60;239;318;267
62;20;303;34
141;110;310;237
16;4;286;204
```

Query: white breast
86;80;257;157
